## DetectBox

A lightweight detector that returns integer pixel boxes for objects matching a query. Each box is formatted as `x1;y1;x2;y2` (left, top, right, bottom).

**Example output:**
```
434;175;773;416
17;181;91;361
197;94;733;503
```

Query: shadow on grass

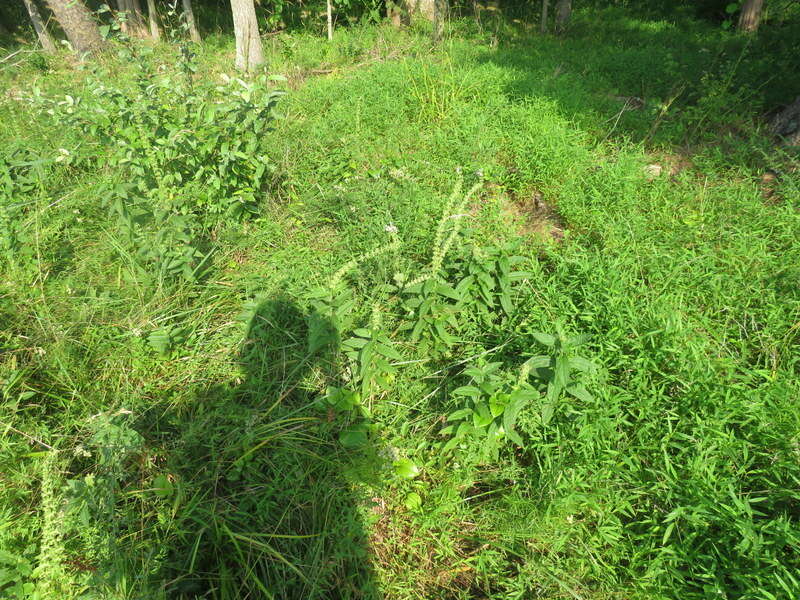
476;10;800;162
161;298;381;599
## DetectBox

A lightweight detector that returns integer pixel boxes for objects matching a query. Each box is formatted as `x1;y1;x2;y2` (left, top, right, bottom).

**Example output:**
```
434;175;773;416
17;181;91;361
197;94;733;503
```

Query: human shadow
161;298;381;599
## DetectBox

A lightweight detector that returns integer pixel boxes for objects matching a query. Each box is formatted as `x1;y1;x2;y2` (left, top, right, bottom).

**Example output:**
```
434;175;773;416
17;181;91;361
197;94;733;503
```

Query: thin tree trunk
554;0;571;33
128;0;148;37
326;0;333;40
738;0;764;32
146;0;160;39
432;0;446;42
182;0;201;42
387;1;407;27
23;0;57;52
540;0;549;33
115;0;129;34
230;0;263;72
45;0;104;53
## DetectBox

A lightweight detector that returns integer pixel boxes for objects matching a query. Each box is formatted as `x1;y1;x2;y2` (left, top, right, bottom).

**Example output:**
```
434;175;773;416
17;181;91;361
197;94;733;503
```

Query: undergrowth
1;9;799;600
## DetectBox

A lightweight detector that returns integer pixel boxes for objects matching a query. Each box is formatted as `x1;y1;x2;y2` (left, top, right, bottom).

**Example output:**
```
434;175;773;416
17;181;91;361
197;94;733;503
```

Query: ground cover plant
1;3;799;600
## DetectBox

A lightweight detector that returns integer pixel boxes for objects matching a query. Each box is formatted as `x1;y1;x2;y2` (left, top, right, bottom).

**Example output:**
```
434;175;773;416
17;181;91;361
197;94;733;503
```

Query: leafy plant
33;45;285;280
442;361;538;460
525;326;597;425
0;150;47;264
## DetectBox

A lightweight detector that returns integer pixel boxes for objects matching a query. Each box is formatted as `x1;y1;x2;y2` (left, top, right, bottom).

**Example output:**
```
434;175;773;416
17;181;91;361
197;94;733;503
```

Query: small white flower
475;168;484;178
384;223;398;234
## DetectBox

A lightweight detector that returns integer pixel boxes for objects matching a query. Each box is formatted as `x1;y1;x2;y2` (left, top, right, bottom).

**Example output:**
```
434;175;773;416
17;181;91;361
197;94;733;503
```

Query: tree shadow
161;297;382;599
475;10;800;165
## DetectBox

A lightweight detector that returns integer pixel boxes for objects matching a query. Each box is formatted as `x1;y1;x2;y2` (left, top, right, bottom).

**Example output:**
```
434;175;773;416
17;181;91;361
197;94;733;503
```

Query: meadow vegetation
1;6;799;599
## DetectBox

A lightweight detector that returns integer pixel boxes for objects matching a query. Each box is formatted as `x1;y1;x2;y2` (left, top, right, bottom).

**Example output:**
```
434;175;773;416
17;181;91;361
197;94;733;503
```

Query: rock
644;164;663;180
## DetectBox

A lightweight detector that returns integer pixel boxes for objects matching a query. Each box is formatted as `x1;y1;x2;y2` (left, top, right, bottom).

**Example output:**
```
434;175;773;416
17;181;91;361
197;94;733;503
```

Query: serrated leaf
567;333;591;347
452;385;481;398
506;426;524;447
541;402;555;426
532;332;556;347
489;400;505;418
436;282;462;301
499;292;513;315
473;404;493;427
568;356;597;373
526;355;551;369
442;436;461;453
377;342;403;361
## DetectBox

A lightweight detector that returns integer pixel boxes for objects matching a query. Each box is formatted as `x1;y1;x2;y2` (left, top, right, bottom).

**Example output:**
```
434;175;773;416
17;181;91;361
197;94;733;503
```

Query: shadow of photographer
163;297;381;599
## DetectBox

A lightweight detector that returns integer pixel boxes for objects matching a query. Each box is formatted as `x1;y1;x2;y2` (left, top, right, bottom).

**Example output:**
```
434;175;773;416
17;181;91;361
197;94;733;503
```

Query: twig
0;48;23;63
0;420;54;450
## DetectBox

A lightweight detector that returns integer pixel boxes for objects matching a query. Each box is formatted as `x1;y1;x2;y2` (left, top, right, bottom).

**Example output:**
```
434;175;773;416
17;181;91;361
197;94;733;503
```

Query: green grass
1;9;799;600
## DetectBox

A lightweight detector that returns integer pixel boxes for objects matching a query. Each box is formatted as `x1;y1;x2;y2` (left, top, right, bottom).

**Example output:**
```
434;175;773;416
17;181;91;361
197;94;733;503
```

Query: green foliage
33;45;284;280
0;149;46;264
2;13;799;600
443;361;537;459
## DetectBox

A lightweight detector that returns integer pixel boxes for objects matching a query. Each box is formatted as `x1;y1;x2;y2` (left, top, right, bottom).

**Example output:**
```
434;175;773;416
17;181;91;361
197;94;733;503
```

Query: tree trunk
116;0;148;37
45;0;104;53
182;0;201;42
411;0;435;22
738;0;764;32
771;95;800;145
146;0;160;39
540;0;549;33
432;0;447;42
230;0;263;72
554;0;571;33
387;1;408;27
129;0;148;37
326;0;333;40
114;0;128;34
23;0;57;52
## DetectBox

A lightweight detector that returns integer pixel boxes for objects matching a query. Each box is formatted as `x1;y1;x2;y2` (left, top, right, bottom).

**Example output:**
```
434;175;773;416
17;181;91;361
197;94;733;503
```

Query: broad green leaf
506;427;524;447
566;384;593;403
447;408;473;421
404;492;422;510
452;385;481;398
153;474;174;498
339;426;368;449
393;458;420;479
489;399;505;418
532;332;556;347
567;333;591;347
569;356;597;373
377;342;403;361
525;355;551;369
